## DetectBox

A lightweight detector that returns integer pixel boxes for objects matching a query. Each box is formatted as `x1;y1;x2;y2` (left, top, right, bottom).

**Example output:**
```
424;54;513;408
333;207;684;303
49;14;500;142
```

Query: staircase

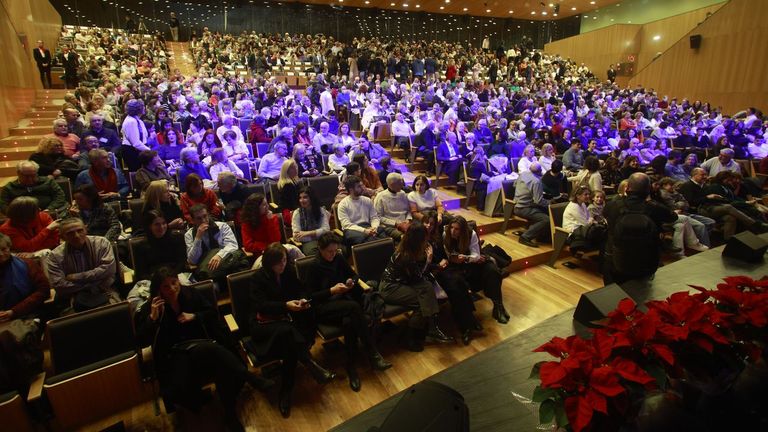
166;42;197;76
0;89;68;185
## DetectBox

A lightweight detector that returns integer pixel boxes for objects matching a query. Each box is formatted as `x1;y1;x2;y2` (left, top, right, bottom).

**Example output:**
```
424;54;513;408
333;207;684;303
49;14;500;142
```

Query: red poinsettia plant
530;275;768;432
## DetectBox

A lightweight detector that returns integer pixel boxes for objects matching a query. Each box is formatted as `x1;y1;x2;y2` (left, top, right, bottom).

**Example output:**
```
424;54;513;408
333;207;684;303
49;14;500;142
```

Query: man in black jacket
59;45;79;89
603;173;677;284
32;40;52;88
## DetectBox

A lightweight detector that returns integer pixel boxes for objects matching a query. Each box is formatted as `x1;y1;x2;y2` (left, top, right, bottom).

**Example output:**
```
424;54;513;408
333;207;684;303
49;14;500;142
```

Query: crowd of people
2;23;767;430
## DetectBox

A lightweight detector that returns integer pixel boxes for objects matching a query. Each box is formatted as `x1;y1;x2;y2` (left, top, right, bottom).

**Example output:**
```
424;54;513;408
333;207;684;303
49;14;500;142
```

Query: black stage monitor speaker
371;381;469;432
690;34;702;49
722;231;768;263
574;284;635;327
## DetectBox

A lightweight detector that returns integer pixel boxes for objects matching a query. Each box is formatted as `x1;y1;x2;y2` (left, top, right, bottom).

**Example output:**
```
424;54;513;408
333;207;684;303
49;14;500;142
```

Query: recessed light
463;7;468;11
439;6;444;9
542;11;547;15
653;35;661;40
508;10;513;14
571;7;576;11
531;11;536;15
486;8;491;13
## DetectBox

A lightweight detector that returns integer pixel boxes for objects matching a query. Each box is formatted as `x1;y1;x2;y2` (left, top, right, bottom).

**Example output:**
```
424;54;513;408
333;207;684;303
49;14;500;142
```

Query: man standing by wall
169;12;180;42
32;40;52;89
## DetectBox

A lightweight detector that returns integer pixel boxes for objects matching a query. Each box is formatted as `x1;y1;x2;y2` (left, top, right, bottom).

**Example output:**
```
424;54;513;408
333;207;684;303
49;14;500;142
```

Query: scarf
298;207;322;232
62;238;99;276
89;166;118;193
0;257;33;310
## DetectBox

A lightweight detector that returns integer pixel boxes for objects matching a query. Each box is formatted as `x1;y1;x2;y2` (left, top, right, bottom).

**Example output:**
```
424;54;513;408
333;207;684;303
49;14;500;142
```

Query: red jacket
1;258;50;317
0;212;60;252
180;189;222;223
240;214;281;257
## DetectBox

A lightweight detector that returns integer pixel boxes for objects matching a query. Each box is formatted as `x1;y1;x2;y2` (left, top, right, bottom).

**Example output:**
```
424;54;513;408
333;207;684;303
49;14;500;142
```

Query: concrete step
0;161;19;177
26;110;60;119
0;176;14;187
36;89;68;98
30;105;60;112
8;126;50;136
0;135;47;146
0;146;36;161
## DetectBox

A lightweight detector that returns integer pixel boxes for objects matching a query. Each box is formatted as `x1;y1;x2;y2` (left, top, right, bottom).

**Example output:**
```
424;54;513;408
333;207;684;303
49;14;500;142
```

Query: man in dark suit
436;132;462;185
59;45;79;89
32;40;52;89
607;64;617;83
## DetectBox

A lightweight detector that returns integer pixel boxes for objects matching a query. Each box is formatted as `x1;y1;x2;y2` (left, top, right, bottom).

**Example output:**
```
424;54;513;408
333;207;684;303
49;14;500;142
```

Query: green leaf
555;401;570;428
529;361;546;379
532;385;558;403
539;399;556;424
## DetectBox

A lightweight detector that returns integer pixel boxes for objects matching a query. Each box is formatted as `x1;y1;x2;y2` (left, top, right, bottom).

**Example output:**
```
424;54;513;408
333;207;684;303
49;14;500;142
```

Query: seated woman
422;211;480;346
337;122;356;150
178;148;212;191
248;115;270;145
28;137;79;180
180;174;221;223
291;186;330;257
157;129;184;162
142;180;185;230
600;156;623;188
517;144;539;173
305;232;392;391
68;184;121;242
0;232;49;394
538;143;556;173
134;150;172;193
132;211;188;280
198;130;220;165
351;153;383;193
277;159;301;223
208;148;244;180
292;144;323;178
0;196;59;254
240;194;303;263
407;175;449;225
443;216;509;324
136;267;271;431
221;130;249;162
328;143;350;173
379;221;453;352
682;153;700;176
249;243;336;418
620;156;643;180
572;155;603;192
348;136;389;169
562;186;607;254
292;122;313;148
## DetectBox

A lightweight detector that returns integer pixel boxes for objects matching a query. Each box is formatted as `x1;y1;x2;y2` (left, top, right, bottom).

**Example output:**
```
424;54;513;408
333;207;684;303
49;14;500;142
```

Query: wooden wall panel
543;24;641;81
0;0;61;136
629;0;768;114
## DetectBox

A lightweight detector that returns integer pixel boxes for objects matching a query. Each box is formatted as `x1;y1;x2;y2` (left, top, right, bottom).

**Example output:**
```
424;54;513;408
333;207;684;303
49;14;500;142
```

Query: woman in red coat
180;174;222;223
445;59;457;82
0;196;59;253
240;194;281;258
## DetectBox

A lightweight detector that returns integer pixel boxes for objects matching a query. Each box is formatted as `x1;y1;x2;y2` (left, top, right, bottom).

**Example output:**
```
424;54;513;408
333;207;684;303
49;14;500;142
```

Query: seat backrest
269;182;280;204
501;179;516;201
187;279;217;316
127;235;146;270
55;177;72;205
46;302;135;375
227;269;257;330
549;202;569;229
235;160;252;182
306;174;340;210
294;256;316;283
129;198;144;231
255;142;270;158
351;238;395;281
243;182;266;198
239;118;253;136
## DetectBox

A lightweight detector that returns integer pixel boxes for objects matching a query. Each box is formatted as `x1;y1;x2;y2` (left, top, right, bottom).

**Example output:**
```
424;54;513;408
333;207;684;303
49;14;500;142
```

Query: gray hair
385;172;404;187
217;171;237;186
125;99;145;117
53;118;67;127
719;148;734;157
17;160;40;173
88;148;108;163
180;147;198;163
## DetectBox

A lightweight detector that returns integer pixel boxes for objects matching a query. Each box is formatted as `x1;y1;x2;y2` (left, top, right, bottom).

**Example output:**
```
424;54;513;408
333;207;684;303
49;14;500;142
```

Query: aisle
166;41;196;76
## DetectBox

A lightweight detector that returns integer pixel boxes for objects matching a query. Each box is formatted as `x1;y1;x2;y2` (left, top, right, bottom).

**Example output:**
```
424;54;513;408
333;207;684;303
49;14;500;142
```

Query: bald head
529;162;543;175
626;172;651;198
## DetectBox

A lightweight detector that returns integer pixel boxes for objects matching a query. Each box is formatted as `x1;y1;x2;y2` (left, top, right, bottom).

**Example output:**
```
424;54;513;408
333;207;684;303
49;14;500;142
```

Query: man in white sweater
338;175;385;245
374;172;411;240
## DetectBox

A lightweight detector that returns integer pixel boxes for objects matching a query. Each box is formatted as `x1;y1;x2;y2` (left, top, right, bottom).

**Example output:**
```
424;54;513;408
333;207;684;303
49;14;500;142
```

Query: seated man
84;113;120;150
347;136;389;169
561;140;584;173
0;161;67;217
184;204;245;282
391;112;413;151
664;150;689;182
46;118;80;157
338;175;385;246
679;168;767;240
46;218;121;312
312;121;338;154
373;173;412;241
217;172;253;223
700;148;741;177
134;150;172;193
178;147;212;191
435;131;462;185
257;142;288;182
74;149;129;201
0;232;50;393
513;162;551;248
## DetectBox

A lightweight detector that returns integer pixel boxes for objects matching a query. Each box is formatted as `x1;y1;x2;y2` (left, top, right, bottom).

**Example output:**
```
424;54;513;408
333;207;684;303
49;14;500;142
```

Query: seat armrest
269;202;279;210
333;229;343;236
242;248;254;258
27;372;46;402
123;269;134;285
554;227;571;235
225;314;239;333
288;237;303;247
359;280;372;292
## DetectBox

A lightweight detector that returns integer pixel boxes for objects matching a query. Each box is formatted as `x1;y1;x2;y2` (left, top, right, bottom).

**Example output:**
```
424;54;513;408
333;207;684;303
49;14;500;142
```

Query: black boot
405;327;425;352
347;365;361;392
425;315;455;344
461;329;473;346
368;351;392;371
492;301;509;324
278;389;292;418
303;358;336;384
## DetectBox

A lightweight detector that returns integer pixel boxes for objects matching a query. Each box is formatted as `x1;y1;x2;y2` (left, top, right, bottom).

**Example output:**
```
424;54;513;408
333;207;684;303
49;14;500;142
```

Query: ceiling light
531;11;536;15
486;9;491;13
653;35;661;40
571;7;576;11
542;11;547;15
508;10;513;14
463;7;468;11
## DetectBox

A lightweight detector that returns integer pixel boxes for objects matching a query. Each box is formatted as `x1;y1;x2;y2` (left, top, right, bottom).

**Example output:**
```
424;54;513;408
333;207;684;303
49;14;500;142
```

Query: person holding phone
249;243;335;418
135;266;272;432
305;232;392;392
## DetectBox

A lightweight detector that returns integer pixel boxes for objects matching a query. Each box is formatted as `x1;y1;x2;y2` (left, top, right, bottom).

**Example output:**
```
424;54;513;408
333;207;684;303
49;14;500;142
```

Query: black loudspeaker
690;34;702;49
574;284;635;327
371;381;469;432
722;231;768;263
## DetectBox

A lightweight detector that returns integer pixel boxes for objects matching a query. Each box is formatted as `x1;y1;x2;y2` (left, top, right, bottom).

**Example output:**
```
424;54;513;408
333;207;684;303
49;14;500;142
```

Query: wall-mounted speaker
690;34;702;49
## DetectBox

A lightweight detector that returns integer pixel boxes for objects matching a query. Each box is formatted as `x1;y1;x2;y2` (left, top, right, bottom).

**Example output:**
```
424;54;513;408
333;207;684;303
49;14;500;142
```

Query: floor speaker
573;284;635;327
371;381;469;432
722;231;768;263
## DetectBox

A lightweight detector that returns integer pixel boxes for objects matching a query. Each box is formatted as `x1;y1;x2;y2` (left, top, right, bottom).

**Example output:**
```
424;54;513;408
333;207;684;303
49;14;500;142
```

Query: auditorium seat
295;256;344;341
304;174;340;210
0;391;35;432
350;238;409;319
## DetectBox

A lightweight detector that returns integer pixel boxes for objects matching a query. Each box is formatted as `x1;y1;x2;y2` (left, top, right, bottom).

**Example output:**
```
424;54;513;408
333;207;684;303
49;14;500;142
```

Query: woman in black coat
249;243;335;418
136;267;271;432
132;210;188;281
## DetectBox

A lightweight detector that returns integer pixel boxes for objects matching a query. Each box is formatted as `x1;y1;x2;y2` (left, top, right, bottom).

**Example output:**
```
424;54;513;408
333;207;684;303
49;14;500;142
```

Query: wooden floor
82;255;603;432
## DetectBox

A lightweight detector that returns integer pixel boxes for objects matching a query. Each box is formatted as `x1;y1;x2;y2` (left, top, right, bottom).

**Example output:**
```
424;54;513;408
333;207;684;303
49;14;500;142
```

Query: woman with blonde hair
28;137;79;180
142;180;185;230
276;159;300;223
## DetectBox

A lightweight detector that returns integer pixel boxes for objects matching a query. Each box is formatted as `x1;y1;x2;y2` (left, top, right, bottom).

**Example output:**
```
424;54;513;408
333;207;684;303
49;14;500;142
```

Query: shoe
492;302;509;324
425;316;455;344
246;372;275;391
461;329;472;346
304;358;336;384
689;242;709;252
369;351;393;371
472;320;484;331
347;367;361;392
278;391;292;418
518;237;539;248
